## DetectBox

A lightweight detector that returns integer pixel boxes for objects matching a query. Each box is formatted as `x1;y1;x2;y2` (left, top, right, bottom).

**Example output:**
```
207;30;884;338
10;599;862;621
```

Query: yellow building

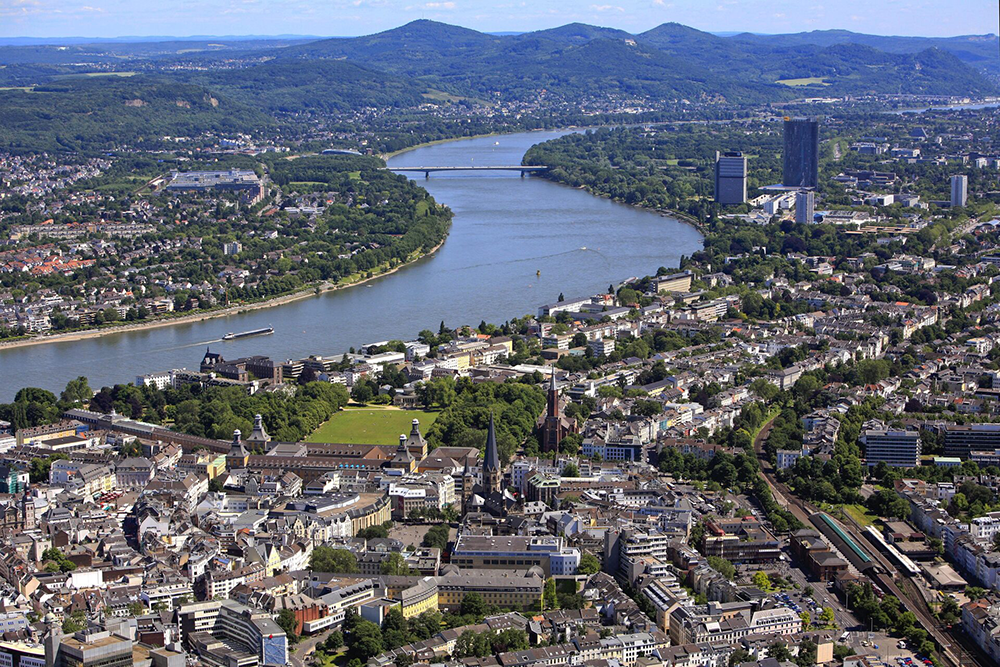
440;350;472;371
16;420;79;447
397;578;439;619
656;270;693;294
262;544;283;578
349;494;391;536
207;455;227;479
435;569;544;612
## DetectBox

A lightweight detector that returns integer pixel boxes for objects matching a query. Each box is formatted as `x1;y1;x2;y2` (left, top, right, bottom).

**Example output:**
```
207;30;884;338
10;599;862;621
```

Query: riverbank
560;180;705;235
0;236;449;352
380;131;506;160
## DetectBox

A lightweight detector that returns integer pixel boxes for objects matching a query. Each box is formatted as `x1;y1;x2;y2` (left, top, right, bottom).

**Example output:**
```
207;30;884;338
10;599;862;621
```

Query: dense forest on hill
280;20;998;101
190;60;428;116
0;76;275;152
0;20;995;154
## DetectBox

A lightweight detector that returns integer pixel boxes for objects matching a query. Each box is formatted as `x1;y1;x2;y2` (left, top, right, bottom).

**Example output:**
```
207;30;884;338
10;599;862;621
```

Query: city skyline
0;0;997;40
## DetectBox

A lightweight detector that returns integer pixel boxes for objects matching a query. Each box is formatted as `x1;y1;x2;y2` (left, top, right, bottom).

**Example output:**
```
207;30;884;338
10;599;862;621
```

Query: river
891;101;1000;114
0;129;703;400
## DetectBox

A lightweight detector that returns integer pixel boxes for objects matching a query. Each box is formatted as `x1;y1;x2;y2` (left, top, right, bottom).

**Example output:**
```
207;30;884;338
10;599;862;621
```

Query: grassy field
840;503;877;527
776;77;831;87
307;407;439;444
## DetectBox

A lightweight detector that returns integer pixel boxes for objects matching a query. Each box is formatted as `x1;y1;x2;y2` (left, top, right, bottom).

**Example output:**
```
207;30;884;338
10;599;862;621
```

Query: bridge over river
384;165;549;178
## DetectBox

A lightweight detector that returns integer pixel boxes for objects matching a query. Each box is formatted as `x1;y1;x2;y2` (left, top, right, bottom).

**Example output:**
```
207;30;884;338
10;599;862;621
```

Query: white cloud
590;4;625;12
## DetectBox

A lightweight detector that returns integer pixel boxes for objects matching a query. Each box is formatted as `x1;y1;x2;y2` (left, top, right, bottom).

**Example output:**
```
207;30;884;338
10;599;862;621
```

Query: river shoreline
0;237;449;352
1;129;702;353
388;129;707;237
2;128;704;398
381;132;504;160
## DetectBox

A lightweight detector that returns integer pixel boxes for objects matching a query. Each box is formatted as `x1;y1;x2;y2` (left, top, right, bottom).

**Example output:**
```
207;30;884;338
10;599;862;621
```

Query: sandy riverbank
0;237;448;352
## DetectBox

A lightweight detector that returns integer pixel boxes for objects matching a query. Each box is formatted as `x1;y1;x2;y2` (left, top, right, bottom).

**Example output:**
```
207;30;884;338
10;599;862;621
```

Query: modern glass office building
783;117;819;189
714;151;747;204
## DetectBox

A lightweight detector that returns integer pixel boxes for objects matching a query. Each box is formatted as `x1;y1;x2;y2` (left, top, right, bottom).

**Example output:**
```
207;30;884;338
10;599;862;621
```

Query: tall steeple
483;412;501;494
543;368;565;452
547;367;559;419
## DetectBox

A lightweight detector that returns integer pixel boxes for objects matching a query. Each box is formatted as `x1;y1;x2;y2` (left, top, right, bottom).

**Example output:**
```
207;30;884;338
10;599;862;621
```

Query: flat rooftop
167;170;260;188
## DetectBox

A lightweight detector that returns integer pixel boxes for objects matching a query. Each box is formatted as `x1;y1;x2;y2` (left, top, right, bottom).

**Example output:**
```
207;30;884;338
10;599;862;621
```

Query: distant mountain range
269;20;997;102
1;21;995;102
0;35;324;46
0;20;996;153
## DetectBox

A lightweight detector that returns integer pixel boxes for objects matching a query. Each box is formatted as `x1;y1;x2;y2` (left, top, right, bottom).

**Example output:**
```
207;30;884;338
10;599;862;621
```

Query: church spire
483;412;501;494
548;367;559;419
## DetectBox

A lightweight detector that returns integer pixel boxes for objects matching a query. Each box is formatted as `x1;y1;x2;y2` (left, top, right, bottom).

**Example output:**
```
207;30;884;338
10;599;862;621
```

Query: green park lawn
306;407;439;445
840;503;877;528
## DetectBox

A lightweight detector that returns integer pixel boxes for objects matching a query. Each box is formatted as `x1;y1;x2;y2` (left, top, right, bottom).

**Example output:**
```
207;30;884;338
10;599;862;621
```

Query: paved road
289;627;336;667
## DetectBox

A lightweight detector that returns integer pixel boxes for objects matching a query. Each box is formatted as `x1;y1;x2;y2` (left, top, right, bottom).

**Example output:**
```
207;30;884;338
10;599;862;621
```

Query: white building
971;512;1000;545
951;175;968;208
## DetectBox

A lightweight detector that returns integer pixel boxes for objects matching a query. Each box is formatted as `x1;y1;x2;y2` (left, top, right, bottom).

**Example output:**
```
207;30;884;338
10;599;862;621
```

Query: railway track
752;427;979;667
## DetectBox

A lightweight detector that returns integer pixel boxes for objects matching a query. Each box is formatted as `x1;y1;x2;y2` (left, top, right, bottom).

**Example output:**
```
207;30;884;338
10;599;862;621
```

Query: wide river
0;130;702;400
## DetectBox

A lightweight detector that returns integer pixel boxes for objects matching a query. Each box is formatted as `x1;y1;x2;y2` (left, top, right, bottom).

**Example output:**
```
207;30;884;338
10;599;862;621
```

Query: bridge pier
424;171;430;179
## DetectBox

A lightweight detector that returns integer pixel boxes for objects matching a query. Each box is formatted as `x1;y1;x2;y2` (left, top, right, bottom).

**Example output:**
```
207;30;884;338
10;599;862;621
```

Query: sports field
306;407;439;445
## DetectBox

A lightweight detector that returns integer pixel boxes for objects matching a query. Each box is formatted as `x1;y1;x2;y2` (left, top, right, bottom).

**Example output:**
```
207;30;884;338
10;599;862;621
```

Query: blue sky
0;0;997;39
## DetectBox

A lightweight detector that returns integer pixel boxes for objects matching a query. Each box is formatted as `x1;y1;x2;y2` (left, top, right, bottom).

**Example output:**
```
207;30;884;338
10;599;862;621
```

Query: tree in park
61;376;92;405
351;382;374;405
729;649;753;667
768;643;792;662
324;631;344;652
422;524;450;551
380;552;414;575
707;556;735;580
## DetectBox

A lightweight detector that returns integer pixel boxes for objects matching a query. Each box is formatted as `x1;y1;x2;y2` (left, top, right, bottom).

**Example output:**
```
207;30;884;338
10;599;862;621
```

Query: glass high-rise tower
783;117;819;189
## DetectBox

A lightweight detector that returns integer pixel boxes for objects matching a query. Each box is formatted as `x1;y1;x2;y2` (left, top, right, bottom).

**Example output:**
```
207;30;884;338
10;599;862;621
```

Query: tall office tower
783;117;819;189
795;190;815;224
951;174;968;208
714;151;747;204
